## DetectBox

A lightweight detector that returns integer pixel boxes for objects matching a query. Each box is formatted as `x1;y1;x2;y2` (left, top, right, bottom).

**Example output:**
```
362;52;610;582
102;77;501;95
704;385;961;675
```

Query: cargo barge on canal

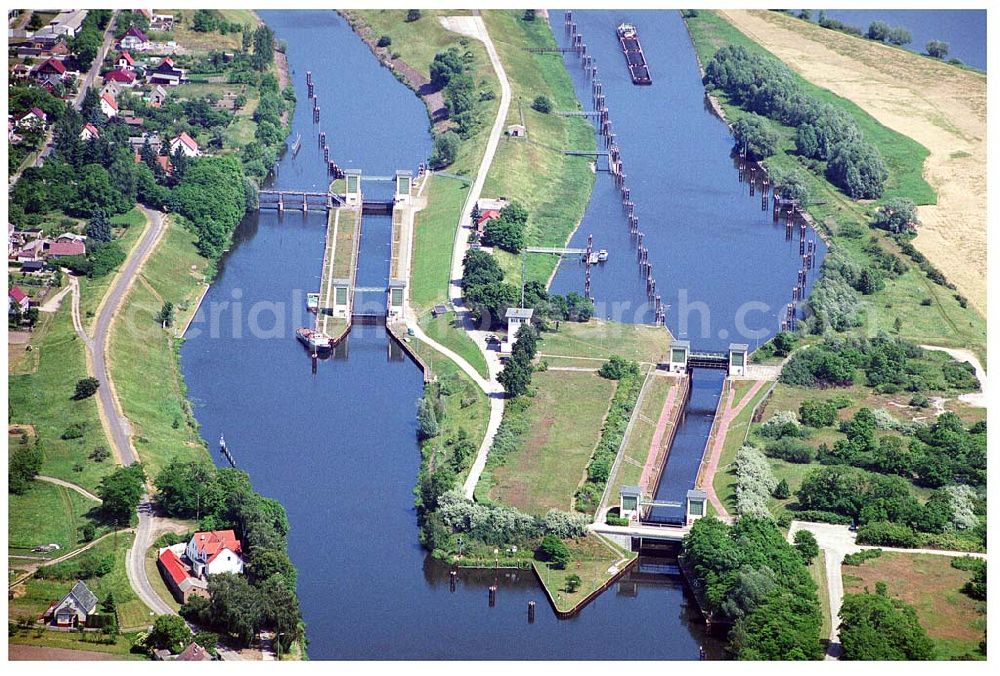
617;23;651;85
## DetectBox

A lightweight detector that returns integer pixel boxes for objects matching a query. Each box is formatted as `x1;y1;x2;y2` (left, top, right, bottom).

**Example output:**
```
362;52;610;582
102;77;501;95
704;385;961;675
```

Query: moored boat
296;326;333;352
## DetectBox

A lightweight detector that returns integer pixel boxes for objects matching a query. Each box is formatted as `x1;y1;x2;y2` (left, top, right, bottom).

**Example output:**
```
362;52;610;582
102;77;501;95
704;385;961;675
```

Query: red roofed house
134;150;173;176
157;546;208;604
16;107;48;129
119;25;150;51
177;643;214;662
184;530;244;577
80;122;100;141
476;209;501;235
100;91;119;119
170;132;201;158
116;50;136;71
46;240;86;258
103;68;136;86
32;57;66;85
9;286;30;315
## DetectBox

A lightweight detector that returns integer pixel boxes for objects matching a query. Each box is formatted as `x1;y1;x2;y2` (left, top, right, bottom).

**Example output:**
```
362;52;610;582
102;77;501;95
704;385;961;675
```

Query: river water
550;10;827;522
180;10;720;660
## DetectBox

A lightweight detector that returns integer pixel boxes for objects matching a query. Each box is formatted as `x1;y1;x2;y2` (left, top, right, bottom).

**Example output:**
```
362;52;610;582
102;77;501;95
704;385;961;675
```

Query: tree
377;35;392;48
429;131;459;168
86;212;113;243
498;351;533;397
733;113;780;160
9;441;43;495
926;40;949;59
793;530;819;564
531;95;552;114
430;48;465;89
101;591;117;614
97;464;146;526
74;377;101;400
417;395;440;439
523;9;537;21
773;478;790;499
538;534;571;569
826;140;888;199
799;399;837;428
251;25;276;71
193;9;218;33
599;355;640;380
839;584;935;659
156;301;175;327
771;331;798;357
147;614;193;654
872;197;919;234
565;573;581;592
81;522;97;542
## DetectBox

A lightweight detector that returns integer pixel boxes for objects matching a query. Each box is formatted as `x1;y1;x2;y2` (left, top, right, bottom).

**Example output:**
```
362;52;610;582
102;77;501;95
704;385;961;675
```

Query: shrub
799;399;837;427
791;510;853;525
757;410;801;439
564;573;581;592
793;529;819;564
843;549;883;566
429;131;460;168
531;95;552;114
872;198;919;234
856;521;918;548
926;40;949;59
74;377;100;400
733;445;776;518
733;114;780;160
376;35;392;48
606;515;630;526
538;534;571;569
598;355;640;380
765;437;813;464
61;422;88;440
405;9;421;22
772;478;790;500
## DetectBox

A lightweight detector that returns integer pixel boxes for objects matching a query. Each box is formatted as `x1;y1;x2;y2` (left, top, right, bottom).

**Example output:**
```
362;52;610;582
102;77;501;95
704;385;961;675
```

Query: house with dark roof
185;530;244;577
149;56;184;86
32;57;66;85
119;25;149;51
43;581;98;627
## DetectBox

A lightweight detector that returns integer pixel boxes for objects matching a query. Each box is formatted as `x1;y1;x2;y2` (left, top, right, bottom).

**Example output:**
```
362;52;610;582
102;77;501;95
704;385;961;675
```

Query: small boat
296;326;333;352
290;133;302;155
588;252;600;265
307;292;320;313
597;249;609;262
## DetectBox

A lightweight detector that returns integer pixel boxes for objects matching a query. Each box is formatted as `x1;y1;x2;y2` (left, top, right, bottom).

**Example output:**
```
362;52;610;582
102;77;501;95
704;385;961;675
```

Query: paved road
67;206;176;620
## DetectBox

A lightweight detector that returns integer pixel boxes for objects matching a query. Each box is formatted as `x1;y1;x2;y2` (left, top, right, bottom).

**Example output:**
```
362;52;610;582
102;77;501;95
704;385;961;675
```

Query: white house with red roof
184;530;244;578
157;545;208;603
16;107;47;130
116;50;136;71
80;122;100;141
476;209;501;235
9;286;31;315
100;92;119;119
170;132;201;157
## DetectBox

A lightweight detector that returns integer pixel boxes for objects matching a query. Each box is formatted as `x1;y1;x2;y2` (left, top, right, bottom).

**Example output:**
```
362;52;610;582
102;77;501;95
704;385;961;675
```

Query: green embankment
108;216;212;479
78;207;147;334
481;10;596;286
685;12;985;362
8;480;104;557
419;311;490;380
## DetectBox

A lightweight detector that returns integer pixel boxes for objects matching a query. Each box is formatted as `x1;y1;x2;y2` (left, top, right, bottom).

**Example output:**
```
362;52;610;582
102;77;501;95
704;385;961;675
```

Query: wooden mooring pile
306;70;343;179
564;11;665;326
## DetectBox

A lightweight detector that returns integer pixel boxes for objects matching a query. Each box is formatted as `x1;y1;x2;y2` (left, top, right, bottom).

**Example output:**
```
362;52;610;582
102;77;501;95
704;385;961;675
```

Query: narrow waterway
181;10;718;660
550;10;828;522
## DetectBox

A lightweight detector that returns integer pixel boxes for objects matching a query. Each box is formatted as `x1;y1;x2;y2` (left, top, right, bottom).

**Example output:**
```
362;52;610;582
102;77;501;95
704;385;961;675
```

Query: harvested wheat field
719;10;987;316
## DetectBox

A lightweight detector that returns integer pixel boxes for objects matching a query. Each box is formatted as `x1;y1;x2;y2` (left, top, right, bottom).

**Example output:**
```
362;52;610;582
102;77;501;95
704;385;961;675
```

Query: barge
296;326;334;353
617;23;651;85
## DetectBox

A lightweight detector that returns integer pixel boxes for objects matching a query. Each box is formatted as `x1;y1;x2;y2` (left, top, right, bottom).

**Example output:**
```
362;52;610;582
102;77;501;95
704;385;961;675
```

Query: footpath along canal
551;10;827;523
180;10;719;659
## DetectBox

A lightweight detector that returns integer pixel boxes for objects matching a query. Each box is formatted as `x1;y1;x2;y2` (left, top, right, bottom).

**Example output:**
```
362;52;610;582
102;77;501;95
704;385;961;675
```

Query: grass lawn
842;552;986;659
537;319;670;364
8;304;113;492
108;217;211;479
481;10;595;286
418;311;489;380
488;370;616;514
533;534;635;614
685;12;985;363
409;175;469;312
156;9;256;53
8;629;147;659
78;207;148;335
606;372;674;503
8;480;103;557
808;554;832;643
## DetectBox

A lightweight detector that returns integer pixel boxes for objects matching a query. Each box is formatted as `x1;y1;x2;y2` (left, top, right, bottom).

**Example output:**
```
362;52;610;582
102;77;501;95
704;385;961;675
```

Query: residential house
476;197;509;212
100;92;119;119
148;56;183;86
476;209;501;235
134;151;173;176
32;57;66;85
103;68;136;86
9;286;31;315
43;581;98;627
170;132;201;157
147;84;168;107
79;122;100;141
157;546;208;604
46;240;86;258
16;239;46;262
184;530;244;578
16;107;47;130
116;50;136;71
100;81;122;100
20;260;46;273
128;133;162;154
50;42;70;57
119;25;150;51
41;10;88;38
10;63;31;81
177;643;213;662
55;233;87;245
123;116;145;127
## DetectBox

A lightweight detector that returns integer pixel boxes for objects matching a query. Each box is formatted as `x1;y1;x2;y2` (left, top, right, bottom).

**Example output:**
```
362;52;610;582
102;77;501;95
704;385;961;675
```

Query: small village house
42;581;98;627
31;57;66;86
79;122;100;141
116;50;136;71
16;107;47;130
170;132;201;158
119;25;150;51
149;56;184;86
9;286;31;315
103;68;136;87
100;92;119;119
101;81;122;100
476;209;501;235
184;530;244;577
177;643;213;661
46;240;86;258
150;14;175;32
157;546;208;604
148;84;168;107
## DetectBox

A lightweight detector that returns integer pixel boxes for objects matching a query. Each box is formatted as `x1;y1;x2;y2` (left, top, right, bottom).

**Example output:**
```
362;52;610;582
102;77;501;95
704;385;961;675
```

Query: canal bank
180;10;719;659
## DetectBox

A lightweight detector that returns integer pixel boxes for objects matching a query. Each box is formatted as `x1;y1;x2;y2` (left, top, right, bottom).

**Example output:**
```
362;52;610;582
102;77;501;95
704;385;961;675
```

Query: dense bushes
798;399;837;427
871;197;919;234
733;445;776;517
839;584;935;660
842;548;883;566
170;155;248;260
8;439;43;495
482;202;529;253
733;114;779;160
855;521;918;547
682;517;823;659
705;44;887;198
575;371;643;512
598;355;640;380
437;490;588;545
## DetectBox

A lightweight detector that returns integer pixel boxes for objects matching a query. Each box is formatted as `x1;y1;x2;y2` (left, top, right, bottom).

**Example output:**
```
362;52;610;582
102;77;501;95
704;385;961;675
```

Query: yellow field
719;10;986;317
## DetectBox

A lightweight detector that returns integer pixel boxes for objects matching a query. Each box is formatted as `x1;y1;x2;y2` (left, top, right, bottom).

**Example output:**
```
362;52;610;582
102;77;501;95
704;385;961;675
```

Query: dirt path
36;475;102;503
718;10;987;316
920;344;987;408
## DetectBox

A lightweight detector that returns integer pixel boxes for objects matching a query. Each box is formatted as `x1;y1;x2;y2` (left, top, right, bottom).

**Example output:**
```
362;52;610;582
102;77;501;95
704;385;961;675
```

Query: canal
181;10;718;660
549;10;827;523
